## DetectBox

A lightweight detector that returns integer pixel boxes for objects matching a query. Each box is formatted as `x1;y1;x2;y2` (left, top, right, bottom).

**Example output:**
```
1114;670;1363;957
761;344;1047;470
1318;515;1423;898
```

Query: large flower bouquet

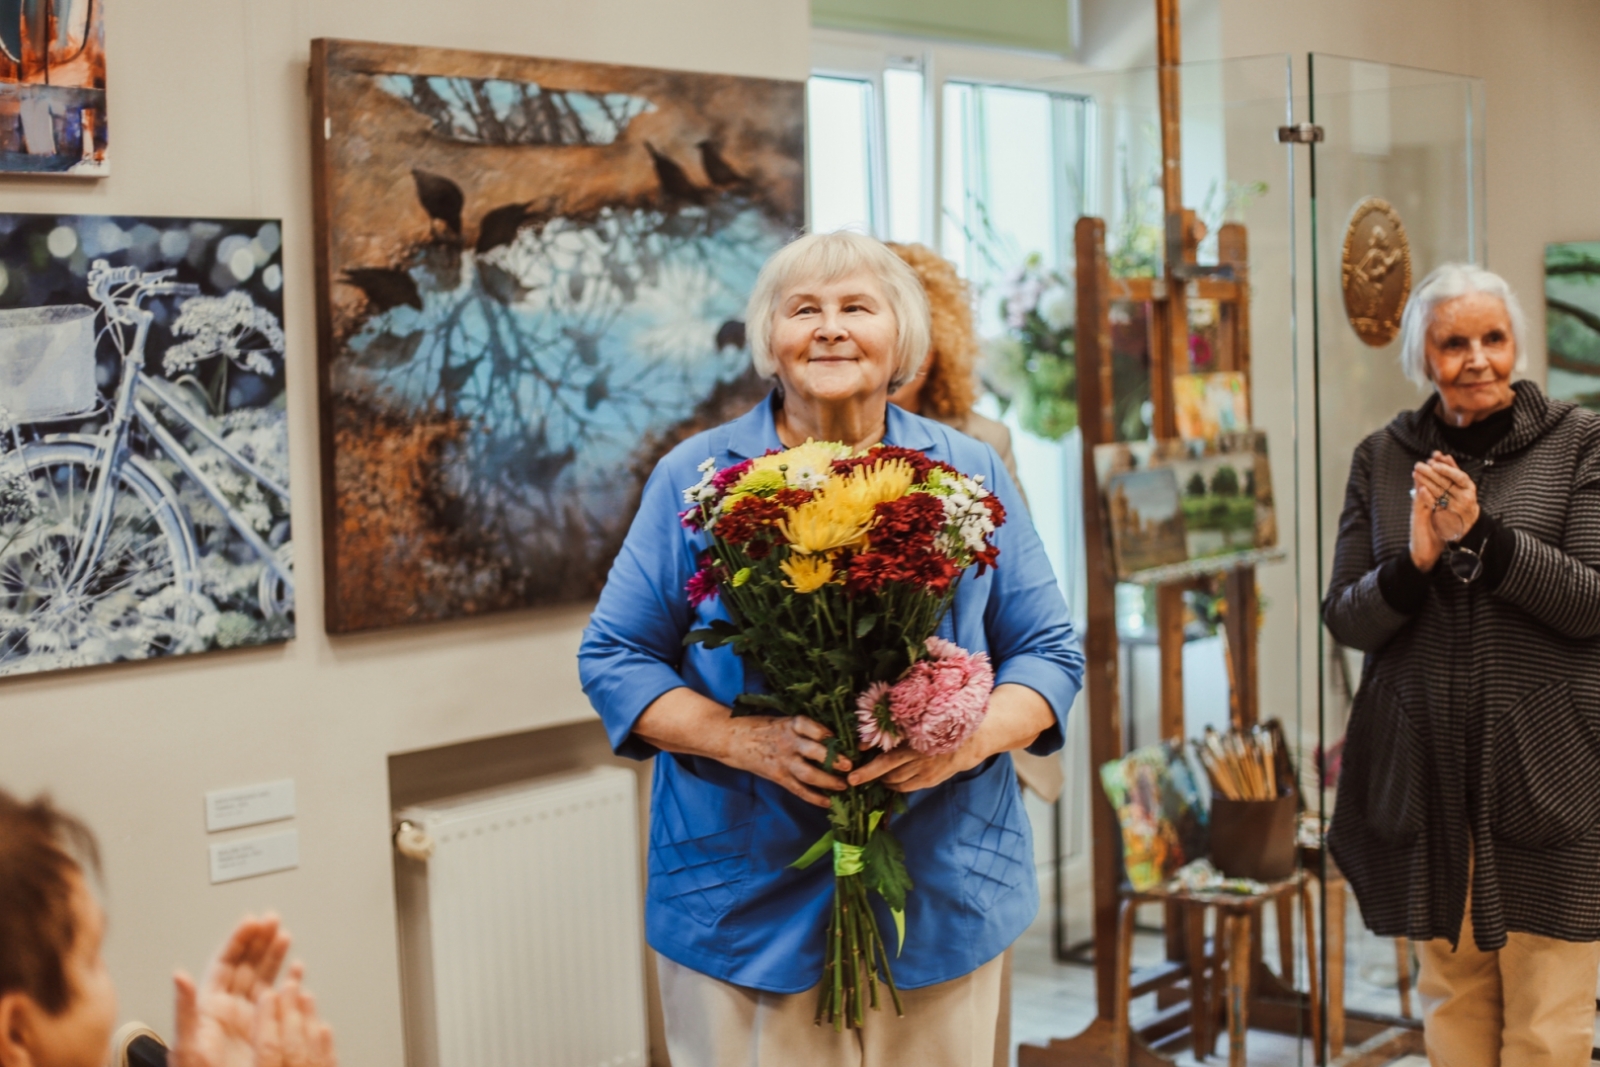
680;440;1007;1028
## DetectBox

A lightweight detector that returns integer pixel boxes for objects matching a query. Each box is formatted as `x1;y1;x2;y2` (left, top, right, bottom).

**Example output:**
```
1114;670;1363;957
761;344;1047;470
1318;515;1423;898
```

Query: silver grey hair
1398;263;1528;388
745;230;932;391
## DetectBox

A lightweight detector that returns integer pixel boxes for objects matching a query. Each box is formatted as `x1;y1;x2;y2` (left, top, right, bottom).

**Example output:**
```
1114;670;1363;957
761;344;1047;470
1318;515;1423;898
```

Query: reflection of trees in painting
313;42;803;631
1546;243;1600;413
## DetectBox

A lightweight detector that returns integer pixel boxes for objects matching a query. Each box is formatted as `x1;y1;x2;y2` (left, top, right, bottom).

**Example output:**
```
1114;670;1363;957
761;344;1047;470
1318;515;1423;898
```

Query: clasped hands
1410;451;1480;572
721;714;991;808
170;914;336;1067
718;683;1055;808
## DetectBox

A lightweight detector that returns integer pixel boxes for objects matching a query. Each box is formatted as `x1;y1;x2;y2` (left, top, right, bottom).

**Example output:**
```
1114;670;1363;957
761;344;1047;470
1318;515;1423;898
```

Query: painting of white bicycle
0;213;292;677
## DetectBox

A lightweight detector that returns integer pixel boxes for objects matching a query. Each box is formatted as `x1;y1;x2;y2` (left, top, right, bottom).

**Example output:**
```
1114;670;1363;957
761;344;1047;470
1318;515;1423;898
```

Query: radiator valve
394;820;435;862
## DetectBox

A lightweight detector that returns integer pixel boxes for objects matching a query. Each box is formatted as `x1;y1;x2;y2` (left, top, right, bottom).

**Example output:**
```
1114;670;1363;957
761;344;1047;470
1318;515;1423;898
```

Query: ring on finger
1434;492;1451;511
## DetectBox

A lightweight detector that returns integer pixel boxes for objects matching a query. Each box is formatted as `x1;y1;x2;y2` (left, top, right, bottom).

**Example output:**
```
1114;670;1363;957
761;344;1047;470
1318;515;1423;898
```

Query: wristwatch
1445;520;1492;584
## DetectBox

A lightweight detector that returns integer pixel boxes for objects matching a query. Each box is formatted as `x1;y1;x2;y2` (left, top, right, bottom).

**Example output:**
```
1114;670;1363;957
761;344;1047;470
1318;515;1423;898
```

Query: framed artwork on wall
1545;242;1600;412
0;0;108;175
310;39;804;633
0;213;292;677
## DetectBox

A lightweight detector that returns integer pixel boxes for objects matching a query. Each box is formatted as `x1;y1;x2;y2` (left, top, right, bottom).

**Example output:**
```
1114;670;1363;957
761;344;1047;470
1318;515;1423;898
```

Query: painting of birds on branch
310;39;803;632
1546;243;1600;413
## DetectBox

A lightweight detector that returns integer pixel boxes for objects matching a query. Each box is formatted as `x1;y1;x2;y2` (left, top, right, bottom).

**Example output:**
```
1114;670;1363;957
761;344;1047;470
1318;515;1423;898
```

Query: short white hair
1398;263;1528;387
745;230;932;391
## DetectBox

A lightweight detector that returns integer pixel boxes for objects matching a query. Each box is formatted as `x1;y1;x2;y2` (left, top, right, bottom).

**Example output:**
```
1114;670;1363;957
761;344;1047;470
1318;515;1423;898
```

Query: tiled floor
1007;902;1417;1067
1008;901;1600;1065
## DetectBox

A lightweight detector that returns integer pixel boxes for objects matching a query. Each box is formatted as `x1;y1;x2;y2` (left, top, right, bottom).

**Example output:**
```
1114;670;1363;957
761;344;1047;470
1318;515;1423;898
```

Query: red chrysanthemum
713;494;787;548
831;445;938;480
867;493;944;554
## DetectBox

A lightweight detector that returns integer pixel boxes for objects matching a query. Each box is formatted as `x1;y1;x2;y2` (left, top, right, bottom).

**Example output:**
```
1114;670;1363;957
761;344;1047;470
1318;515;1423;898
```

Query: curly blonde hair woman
887;244;1022;491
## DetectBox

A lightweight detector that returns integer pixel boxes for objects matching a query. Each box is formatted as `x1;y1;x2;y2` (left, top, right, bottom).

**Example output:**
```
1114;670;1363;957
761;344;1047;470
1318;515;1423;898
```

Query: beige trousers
657;952;1005;1067
1418;891;1600;1067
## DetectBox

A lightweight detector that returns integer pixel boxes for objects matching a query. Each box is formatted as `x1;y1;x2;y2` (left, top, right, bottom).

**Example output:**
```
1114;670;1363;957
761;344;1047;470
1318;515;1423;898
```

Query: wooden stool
1113;872;1320;1067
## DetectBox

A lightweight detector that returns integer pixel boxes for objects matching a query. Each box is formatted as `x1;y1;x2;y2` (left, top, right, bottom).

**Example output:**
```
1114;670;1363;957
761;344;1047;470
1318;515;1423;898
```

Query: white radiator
395;767;649;1067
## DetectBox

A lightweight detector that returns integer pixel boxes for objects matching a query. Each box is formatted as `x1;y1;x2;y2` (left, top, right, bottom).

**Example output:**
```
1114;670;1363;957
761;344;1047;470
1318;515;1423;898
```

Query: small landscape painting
0;212;291;677
1097;431;1276;582
0;0;108;175
310;40;804;632
1545;242;1600;412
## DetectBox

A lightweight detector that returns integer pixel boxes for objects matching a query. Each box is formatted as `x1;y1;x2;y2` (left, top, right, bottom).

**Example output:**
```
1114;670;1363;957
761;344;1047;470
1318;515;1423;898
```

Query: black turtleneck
1376;401;1517;612
1435;402;1515;458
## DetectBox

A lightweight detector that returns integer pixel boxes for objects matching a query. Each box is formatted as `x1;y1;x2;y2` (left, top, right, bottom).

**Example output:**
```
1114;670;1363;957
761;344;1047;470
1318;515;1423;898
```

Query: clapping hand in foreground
170;914;337;1067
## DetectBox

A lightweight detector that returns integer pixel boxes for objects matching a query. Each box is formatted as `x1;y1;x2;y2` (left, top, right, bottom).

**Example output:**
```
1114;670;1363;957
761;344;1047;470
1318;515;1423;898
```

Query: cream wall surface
0;2;807;1065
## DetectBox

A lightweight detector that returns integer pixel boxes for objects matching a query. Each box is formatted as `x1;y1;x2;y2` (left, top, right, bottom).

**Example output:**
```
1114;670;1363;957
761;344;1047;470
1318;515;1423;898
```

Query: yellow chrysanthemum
750;439;854;491
779;492;874;554
781;553;836;593
775;457;918;554
832;458;916;511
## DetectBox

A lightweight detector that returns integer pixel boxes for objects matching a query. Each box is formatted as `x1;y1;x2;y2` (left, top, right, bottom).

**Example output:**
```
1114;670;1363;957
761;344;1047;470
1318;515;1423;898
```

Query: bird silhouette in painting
715;320;747;351
439;354;483;395
475;201;542;254
698;140;746;188
412;168;464;237
341;268;423;313
584;370;609;411
645;143;705;206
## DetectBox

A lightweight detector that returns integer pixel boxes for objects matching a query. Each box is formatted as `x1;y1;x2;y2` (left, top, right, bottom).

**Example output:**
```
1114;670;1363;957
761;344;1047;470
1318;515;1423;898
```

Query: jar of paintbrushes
1192;724;1299;882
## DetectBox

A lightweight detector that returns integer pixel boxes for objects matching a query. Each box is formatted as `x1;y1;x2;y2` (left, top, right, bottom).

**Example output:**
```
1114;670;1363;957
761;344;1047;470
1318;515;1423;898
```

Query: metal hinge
1277;123;1325;144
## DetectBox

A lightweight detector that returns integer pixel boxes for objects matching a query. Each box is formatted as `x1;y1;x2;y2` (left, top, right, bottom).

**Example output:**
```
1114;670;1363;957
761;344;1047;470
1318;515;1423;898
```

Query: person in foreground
0;789;336;1067
580;230;1083;1067
1323;264;1600;1067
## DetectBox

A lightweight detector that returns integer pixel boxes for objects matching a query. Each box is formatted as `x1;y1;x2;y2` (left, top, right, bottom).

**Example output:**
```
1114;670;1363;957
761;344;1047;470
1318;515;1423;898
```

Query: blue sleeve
980;455;1085;756
578;456;700;761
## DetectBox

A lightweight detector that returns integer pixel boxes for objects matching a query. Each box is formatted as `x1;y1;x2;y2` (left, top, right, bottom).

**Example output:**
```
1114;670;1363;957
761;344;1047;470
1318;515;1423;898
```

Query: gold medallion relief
1341;197;1412;347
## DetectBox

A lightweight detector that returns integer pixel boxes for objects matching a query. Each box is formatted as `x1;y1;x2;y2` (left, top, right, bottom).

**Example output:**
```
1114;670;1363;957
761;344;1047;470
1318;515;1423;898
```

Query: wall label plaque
1341;197;1412;347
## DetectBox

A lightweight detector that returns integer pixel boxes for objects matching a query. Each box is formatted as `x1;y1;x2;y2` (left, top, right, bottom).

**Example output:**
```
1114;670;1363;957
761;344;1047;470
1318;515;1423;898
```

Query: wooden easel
1018;1;1268;1062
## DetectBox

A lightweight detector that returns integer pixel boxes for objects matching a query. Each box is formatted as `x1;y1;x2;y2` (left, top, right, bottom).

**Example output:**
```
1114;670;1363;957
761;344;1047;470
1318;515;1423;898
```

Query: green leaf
683;618;741;648
789;831;834;870
891;907;906;956
827;795;851;831
855;613;880;638
731;692;787;715
861;827;914;914
823;648;860;673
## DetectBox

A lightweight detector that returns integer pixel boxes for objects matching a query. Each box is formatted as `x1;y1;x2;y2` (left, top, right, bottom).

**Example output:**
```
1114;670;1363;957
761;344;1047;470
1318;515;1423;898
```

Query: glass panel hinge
1276;123;1325;144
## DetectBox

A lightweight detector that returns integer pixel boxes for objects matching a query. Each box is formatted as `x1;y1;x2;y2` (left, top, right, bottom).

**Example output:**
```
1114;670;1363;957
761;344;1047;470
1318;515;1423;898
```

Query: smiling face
768;270;902;411
1425;291;1517;425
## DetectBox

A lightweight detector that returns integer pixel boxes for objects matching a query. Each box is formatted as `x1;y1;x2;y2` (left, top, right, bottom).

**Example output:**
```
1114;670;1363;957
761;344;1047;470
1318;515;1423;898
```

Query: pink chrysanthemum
885;638;995;755
854;681;901;752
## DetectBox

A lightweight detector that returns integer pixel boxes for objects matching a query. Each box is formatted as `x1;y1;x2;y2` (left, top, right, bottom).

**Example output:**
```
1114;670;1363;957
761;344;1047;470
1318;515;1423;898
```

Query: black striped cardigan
1323;380;1600;949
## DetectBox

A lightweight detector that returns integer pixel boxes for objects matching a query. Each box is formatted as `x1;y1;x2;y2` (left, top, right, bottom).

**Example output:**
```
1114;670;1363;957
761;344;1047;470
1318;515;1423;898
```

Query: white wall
0;3;807;1065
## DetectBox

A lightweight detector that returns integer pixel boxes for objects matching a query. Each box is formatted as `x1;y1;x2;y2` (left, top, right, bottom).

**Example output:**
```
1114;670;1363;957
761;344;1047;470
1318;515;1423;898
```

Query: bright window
806;76;876;234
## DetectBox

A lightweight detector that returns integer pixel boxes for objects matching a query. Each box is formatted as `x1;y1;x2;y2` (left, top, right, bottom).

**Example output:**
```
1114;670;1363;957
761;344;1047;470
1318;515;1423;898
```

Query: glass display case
1307;52;1486;1045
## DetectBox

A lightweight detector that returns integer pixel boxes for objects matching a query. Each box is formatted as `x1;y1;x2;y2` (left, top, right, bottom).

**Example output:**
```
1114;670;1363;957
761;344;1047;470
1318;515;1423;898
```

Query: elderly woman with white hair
1324;264;1600;1066
579;231;1082;1067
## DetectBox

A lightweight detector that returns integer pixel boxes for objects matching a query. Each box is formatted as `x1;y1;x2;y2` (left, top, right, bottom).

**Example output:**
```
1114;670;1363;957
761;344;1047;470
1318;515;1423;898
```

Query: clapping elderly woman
580;230;1082;1067
1324;264;1600;1067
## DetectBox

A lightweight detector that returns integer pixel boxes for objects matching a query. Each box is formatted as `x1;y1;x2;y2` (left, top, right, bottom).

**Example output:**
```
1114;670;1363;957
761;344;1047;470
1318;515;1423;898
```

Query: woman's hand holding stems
634;684;1055;807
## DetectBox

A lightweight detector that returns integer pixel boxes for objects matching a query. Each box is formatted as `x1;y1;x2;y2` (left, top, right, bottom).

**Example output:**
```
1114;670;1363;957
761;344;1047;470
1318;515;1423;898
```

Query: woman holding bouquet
579;231;1083;1067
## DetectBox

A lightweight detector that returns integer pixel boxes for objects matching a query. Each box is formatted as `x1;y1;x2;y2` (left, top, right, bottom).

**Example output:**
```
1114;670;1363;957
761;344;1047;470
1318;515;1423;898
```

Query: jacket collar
724;389;940;459
1387;379;1573;459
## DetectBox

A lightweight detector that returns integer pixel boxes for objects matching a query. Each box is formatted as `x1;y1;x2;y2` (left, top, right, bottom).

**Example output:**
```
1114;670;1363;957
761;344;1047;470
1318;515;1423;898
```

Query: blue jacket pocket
648;756;755;926
950;763;1031;913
